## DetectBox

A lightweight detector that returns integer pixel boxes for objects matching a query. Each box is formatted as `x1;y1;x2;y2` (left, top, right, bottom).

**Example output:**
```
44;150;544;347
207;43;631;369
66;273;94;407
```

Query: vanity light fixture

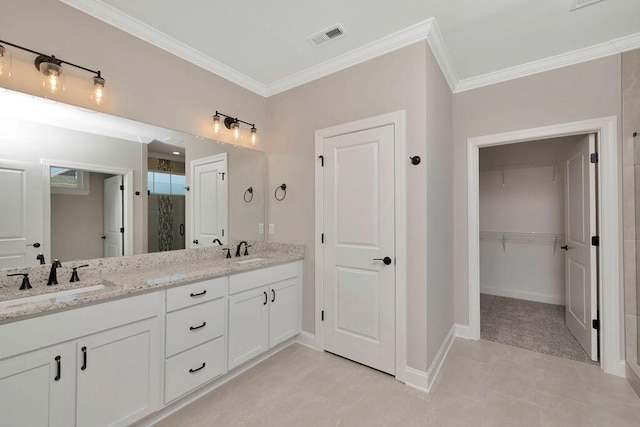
0;39;107;106
212;111;257;145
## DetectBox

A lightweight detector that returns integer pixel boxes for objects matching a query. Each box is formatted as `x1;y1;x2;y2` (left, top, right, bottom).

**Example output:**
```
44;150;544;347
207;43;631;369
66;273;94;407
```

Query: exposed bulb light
90;74;106;106
251;125;257;145
0;44;12;80
213;113;221;134
37;56;64;96
231;121;240;142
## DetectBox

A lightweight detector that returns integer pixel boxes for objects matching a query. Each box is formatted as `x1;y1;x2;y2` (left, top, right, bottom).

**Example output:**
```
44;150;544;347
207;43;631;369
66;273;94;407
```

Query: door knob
373;257;392;265
561;245;569;251
193;239;199;245
27;242;41;248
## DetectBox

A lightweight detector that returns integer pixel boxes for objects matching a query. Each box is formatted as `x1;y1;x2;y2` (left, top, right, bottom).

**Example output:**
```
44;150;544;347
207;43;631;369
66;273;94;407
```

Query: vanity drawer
165;298;226;357
164;337;226;403
166;277;227;312
229;261;299;295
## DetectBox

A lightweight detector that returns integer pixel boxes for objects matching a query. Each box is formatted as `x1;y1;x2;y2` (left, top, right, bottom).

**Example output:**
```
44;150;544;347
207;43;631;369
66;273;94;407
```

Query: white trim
467;116;622;376
266;20;435;96
42;159;134;262
454;323;472;340
404;367;429;393
455;32;640;93
426;324;456;391
59;0;268;96
295;331;317;350
480;286;565;306
136;338;296;426
314;111;407;383
424;19;458;92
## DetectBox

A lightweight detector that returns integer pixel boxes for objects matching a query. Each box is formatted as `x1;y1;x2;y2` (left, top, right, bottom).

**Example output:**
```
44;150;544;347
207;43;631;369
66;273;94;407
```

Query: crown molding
424;19;458;92
265;19;436;96
59;0;269;96
455;32;640;93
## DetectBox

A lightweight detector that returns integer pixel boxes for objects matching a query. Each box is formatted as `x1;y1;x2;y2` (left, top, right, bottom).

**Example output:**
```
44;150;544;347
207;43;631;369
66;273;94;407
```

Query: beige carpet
480;293;598;365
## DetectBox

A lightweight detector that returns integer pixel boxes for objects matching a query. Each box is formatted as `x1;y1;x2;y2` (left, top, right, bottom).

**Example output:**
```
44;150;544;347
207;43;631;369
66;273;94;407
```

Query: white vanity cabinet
228;261;302;370
0;292;162;427
164;276;227;403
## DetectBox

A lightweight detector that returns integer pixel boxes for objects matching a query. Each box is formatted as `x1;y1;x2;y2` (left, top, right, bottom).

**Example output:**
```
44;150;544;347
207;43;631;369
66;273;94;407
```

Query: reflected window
51;167;90;195
148;171;185;195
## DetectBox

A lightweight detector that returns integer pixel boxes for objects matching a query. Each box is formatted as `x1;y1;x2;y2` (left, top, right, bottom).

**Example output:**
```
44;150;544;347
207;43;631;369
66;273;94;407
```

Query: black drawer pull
81;346;87;371
190;290;207;297
189;322;207;331
54;356;61;381
189;363;206;373
263;291;268;305
271;289;275;303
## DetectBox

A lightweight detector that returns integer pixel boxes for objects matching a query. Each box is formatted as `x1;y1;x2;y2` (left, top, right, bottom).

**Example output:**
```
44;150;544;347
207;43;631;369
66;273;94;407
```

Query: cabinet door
269;277;301;348
228;286;269;370
76;317;160;427
0;343;74;427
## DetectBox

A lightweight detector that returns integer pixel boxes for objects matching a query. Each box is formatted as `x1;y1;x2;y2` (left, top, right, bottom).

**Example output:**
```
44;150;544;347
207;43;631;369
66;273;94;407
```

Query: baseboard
454;323;473;340
404;367;429;392
295;331;317;350
481;286;565;305
132;338;297;426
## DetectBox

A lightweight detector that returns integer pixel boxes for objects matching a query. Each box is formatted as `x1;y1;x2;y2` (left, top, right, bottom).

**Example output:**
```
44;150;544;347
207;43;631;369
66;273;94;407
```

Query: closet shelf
479;231;565;254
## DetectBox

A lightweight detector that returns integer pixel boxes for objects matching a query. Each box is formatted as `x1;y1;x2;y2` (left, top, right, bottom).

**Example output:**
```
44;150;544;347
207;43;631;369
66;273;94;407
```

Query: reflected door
103;175;123;258
191;154;228;248
322;124;395;374
564;134;597;361
0;160;43;268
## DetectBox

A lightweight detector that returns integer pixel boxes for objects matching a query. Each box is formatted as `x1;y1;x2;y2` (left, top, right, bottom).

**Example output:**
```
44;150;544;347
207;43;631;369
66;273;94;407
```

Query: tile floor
154;339;640;426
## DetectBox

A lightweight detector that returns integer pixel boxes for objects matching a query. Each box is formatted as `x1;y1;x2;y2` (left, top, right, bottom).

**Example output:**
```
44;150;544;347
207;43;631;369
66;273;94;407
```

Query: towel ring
275;183;287;201
244;187;254;203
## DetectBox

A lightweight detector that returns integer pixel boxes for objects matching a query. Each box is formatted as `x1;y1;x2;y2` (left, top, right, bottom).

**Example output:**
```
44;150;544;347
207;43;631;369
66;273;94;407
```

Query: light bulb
0;45;12;80
38;58;64;96
213;114;221;134
232;121;240;141
90;75;106;106
250;126;257;145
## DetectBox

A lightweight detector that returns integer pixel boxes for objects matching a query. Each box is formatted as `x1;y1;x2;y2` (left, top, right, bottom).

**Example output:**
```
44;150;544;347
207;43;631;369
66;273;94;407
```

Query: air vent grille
570;0;604;11
309;24;346;46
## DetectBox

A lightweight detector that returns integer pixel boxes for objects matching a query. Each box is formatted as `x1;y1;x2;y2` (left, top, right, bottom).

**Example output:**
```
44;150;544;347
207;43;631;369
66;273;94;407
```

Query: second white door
103;175;123;258
191;154;228;248
322;124;396;375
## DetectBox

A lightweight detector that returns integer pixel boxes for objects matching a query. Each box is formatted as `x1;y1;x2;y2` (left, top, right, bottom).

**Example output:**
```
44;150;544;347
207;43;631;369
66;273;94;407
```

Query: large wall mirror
0;89;265;270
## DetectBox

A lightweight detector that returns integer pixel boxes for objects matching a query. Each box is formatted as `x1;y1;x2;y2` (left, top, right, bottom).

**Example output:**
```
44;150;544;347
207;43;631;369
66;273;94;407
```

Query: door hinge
321;233;324;244
591;236;600;246
120;184;124;191
222;229;225;237
318;155;324;167
321;310;324;321
120;227;124;233
590;153;599;163
219;172;225;181
592;319;599;330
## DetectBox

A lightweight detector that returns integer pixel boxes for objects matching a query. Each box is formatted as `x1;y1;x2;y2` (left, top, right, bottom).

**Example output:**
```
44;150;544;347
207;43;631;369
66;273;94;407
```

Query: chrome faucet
47;259;62;286
235;241;251;257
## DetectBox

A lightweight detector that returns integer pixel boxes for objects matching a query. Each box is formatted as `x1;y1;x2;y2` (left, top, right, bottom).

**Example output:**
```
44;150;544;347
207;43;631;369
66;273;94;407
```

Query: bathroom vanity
0;243;303;426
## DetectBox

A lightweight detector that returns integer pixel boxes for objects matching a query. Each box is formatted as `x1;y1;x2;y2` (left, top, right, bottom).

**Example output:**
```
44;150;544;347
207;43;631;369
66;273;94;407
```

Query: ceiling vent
570;0;604;11
308;24;346;46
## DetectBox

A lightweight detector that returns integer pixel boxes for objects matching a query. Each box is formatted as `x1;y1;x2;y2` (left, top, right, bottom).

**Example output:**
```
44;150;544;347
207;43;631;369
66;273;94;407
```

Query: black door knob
28;242;41;248
561;245;569;251
373;257;392;265
193;239;199;245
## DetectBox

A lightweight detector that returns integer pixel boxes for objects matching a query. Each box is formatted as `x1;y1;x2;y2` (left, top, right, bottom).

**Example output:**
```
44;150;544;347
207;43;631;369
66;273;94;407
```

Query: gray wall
452;56;622;331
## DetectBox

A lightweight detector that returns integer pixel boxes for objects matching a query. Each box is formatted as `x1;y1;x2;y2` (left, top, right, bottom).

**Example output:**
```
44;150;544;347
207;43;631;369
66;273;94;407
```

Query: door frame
466;116;622;376
314;111;407;382
42;159;134;262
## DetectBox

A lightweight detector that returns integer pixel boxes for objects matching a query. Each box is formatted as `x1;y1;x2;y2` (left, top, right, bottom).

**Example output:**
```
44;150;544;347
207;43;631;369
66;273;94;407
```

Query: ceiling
61;0;640;96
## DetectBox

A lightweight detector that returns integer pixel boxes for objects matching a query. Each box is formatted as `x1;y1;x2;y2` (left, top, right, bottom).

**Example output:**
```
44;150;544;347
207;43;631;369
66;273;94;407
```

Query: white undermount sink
234;257;266;265
0;284;106;311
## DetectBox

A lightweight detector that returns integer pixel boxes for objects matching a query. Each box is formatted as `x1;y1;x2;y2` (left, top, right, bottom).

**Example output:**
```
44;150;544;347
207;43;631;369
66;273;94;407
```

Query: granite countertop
0;242;304;323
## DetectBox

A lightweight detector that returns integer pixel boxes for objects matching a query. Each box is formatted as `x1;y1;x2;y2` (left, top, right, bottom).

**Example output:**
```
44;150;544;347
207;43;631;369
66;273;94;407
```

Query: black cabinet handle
190;290;207;297
263;291;268;305
189;363;206;373
81;347;87;371
180;224;185;236
561;245;569;251
189;322;207;331
373;257;392;265
271;289;275;303
55;356;61;381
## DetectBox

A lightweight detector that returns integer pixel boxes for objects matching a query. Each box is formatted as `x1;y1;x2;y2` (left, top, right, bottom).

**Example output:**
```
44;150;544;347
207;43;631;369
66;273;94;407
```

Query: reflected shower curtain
157;159;174;252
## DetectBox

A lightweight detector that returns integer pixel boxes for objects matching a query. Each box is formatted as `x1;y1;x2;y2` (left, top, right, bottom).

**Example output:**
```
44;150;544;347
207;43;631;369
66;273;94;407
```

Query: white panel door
322;124;395;374
191;154;228;248
564;134;597;361
0;160;43;268
103;175;123;258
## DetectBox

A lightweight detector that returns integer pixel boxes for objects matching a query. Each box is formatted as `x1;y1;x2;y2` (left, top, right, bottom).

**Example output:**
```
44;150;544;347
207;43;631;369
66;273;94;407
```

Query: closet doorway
478;135;597;364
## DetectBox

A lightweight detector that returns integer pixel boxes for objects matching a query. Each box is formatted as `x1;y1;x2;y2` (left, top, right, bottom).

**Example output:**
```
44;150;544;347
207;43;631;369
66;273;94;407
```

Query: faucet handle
222;248;231;259
8;272;32;290
70;264;90;282
244;245;252;256
36;254;46;265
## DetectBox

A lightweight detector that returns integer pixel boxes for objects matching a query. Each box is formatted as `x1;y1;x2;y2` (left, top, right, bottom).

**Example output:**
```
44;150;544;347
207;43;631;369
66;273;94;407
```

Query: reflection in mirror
0;88;265;270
